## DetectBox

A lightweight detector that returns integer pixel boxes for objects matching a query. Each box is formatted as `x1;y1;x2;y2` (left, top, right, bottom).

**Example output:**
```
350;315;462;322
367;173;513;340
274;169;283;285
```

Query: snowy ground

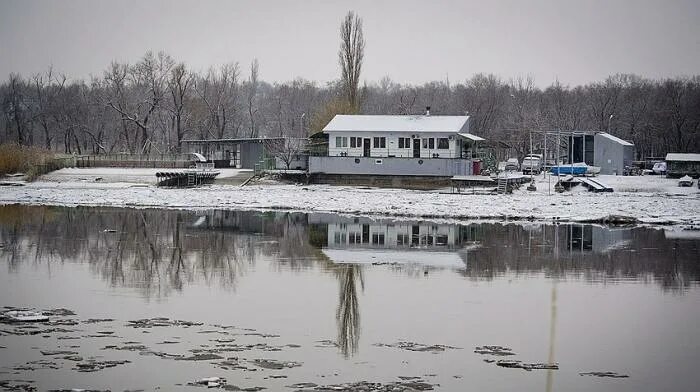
38;167;251;184
1;169;698;227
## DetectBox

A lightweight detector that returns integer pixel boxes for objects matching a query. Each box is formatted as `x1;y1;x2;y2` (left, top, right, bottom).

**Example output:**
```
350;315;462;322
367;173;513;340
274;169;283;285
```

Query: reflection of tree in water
335;264;363;358
456;223;700;292
0;206;275;299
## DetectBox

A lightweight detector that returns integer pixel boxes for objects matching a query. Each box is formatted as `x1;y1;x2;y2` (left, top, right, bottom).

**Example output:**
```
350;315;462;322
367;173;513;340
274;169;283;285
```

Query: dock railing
76;153;193;168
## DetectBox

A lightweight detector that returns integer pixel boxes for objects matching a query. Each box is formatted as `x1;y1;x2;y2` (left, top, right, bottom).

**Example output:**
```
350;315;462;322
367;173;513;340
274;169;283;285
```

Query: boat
585;165;601;175
550;162;599;176
678;175;694;187
550;164;587;176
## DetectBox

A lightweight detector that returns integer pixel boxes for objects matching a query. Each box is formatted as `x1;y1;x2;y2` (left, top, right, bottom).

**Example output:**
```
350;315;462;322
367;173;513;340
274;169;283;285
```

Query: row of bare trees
360;73;700;158
1;55;698;157
0;51;322;155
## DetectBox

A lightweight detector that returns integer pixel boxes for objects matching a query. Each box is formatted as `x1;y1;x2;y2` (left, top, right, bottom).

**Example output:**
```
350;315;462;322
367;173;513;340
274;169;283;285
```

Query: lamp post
607;114;614;133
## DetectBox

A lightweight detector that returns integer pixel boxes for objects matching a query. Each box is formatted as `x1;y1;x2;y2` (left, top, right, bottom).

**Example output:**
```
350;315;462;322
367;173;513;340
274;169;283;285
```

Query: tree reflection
0;206;294;299
335;264;363;358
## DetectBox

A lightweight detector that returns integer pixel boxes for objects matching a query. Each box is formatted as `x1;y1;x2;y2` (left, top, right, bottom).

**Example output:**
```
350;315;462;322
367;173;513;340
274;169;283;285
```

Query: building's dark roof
182;137;287;143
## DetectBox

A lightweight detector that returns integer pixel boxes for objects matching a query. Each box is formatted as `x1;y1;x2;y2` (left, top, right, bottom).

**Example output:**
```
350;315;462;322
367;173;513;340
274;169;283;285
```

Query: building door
363;138;371;157
413;139;421;158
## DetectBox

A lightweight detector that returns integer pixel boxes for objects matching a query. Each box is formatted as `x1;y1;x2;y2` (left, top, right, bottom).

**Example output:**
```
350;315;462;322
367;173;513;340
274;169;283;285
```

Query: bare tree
339;11;365;111
105;51;174;153
4;73;29;145
247;59;259;138
263;137;306;170
193;63;241;140
167;63;193;150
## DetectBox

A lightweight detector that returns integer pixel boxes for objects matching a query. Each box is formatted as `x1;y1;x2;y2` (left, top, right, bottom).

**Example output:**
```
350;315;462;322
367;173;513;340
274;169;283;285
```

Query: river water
0;205;698;391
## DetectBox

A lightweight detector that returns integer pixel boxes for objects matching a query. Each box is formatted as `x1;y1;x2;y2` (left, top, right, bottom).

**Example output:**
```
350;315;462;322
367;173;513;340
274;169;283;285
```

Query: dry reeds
0;143;56;180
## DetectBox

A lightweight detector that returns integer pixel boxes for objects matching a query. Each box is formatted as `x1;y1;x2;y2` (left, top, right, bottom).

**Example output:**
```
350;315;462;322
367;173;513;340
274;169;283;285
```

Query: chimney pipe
426;106;431;116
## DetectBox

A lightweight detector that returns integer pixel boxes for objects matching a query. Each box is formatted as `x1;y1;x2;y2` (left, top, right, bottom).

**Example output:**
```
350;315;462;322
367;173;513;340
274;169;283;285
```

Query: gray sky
1;0;699;87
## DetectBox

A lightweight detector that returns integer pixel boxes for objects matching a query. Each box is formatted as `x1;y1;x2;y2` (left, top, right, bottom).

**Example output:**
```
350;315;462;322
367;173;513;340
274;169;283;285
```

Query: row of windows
334;231;449;246
335;136;451;149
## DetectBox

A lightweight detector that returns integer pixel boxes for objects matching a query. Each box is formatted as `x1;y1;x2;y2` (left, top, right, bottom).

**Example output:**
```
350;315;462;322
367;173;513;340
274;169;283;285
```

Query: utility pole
527;130;537;191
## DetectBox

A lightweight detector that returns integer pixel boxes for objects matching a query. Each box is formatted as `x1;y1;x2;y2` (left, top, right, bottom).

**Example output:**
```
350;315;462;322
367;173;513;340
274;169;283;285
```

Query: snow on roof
323;115;469;133
598;132;633;146
665;153;700;162
458;132;485;141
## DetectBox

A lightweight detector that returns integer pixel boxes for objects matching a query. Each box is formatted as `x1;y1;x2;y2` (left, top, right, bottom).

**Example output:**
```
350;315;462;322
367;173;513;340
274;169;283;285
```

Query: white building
309;113;485;180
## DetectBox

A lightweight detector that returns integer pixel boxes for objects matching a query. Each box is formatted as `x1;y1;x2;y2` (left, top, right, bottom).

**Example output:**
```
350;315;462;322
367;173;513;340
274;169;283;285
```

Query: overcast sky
1;0;699;87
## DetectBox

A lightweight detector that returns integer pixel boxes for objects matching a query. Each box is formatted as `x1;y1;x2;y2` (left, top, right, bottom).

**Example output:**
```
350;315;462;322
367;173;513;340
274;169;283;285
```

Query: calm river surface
0;205;699;392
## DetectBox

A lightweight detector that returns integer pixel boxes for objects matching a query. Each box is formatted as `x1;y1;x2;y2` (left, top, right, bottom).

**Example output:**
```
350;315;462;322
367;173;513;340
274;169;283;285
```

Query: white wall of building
327;131;461;159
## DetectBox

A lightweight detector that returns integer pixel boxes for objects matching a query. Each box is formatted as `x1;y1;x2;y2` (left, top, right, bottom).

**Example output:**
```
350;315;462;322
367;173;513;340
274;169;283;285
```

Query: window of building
422;139;428;148
399;137;411;149
437;138;449;149
372;233;385;245
428;138;435;149
399;138;404;149
397;233;409;246
350;137;356;148
373;137;380;148
380;137;386;148
336;136;348;148
349;232;361;244
334;232;346;244
356;137;362;147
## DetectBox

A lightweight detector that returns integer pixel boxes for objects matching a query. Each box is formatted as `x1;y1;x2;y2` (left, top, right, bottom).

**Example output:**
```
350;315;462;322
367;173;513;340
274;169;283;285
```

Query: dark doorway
411;225;420;246
363;138;371;157
413;139;421;158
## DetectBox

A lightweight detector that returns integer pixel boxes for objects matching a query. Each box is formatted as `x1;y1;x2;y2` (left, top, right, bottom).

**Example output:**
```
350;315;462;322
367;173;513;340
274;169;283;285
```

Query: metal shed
593;133;635;175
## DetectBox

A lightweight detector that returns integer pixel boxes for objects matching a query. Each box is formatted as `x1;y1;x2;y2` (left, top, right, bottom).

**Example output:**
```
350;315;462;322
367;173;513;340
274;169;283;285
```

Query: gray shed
593;133;635;175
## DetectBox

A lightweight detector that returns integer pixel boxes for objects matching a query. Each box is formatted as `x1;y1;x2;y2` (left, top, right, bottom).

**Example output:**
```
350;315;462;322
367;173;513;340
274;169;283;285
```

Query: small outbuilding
593;132;635;175
182;138;285;169
665;153;700;178
568;132;635;175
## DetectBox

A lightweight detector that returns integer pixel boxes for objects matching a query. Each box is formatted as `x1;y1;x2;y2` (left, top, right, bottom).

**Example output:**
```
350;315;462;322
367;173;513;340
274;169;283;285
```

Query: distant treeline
1;51;698;158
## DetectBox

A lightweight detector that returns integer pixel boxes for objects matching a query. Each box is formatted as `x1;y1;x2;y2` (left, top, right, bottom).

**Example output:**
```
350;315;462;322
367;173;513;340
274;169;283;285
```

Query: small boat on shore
678;175;694;187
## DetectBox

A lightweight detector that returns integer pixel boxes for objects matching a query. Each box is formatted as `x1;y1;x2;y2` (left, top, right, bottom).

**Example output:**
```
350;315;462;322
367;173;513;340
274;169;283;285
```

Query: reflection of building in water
566;225;632;253
327;220;458;249
309;214;477;269
189;210;306;236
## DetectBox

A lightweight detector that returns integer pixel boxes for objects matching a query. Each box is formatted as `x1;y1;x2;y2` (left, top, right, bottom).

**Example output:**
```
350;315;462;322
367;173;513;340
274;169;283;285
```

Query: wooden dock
451;174;529;194
156;163;220;187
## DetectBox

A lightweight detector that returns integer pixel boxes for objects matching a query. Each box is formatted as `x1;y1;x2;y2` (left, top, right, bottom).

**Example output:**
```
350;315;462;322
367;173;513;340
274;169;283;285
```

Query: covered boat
550;162;599;176
550;164;587;176
678;175;694;187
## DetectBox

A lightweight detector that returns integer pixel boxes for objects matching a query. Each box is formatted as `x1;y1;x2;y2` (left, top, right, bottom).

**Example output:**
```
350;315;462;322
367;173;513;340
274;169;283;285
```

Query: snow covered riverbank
1;169;698;227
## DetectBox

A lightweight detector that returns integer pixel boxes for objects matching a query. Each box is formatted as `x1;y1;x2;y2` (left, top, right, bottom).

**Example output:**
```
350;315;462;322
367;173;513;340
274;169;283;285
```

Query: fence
76;153;194;168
